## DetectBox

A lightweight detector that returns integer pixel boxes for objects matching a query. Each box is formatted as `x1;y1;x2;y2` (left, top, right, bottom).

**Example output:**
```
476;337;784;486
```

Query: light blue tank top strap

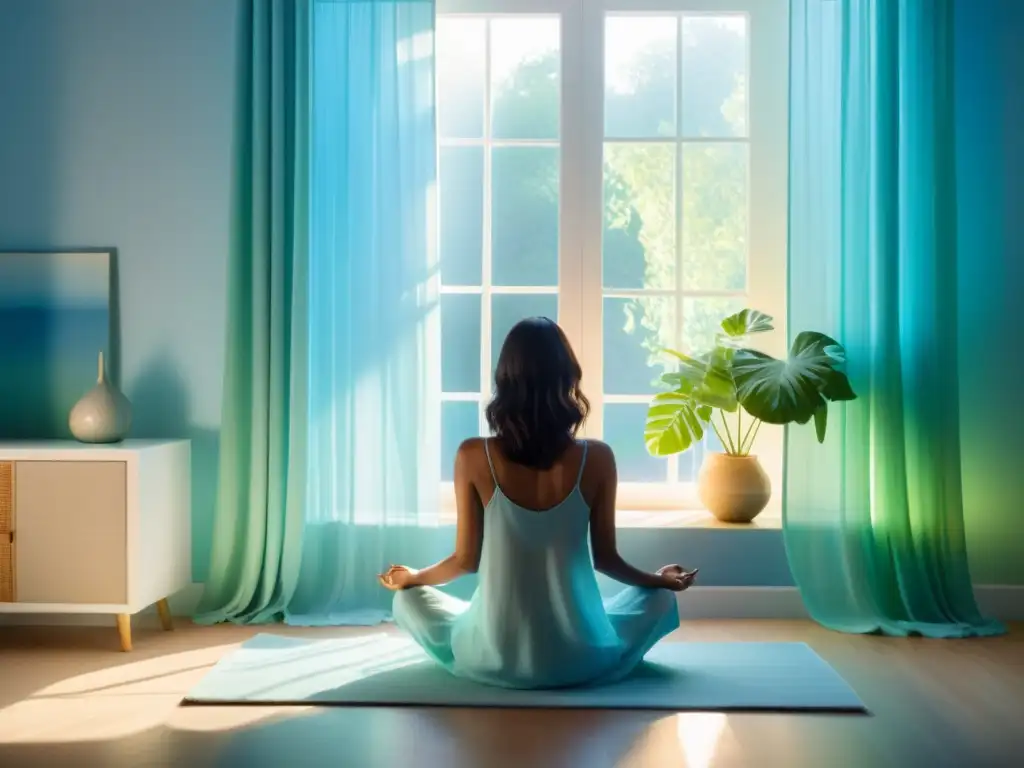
575;439;589;488
484;438;499;489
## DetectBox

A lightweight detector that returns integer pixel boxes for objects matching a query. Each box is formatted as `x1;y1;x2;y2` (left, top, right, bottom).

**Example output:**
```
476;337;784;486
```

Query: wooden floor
0;620;1021;768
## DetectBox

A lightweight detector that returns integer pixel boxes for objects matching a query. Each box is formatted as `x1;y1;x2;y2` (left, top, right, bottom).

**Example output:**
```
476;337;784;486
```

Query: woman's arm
409;440;485;588
588;442;684;591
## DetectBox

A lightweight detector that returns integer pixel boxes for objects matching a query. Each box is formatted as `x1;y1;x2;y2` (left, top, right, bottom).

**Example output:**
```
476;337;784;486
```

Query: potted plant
644;308;857;523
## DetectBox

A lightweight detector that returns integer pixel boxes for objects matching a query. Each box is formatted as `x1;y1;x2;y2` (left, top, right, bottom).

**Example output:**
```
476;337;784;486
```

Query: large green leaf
662;347;737;411
720;308;774;338
822;368;857;402
732;331;847;428
813;403;828;443
645;390;712;456
660;349;709;387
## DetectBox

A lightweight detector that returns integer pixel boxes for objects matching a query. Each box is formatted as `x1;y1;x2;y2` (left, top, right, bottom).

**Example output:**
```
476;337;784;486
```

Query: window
437;0;788;519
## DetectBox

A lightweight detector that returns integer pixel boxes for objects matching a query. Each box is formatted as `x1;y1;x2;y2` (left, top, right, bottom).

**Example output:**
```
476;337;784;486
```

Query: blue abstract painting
0;251;112;439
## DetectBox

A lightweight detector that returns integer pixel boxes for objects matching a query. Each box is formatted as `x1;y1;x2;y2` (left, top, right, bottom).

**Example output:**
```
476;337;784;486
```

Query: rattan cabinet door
14;461;127;605
0;462;13;602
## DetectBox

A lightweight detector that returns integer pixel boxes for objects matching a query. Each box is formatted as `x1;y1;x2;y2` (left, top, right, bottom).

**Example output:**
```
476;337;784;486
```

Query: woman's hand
377;565;420;591
657;564;698;592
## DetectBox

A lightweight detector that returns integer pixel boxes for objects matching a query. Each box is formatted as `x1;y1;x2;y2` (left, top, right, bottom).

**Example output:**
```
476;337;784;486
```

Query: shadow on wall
954;0;1024;586
127;353;218;583
0;5;67;436
0;3;61;247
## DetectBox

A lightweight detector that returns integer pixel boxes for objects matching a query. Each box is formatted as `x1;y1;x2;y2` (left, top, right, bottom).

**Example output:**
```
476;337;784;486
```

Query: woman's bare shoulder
453;438;497;501
581;439;616;470
455;436;489;467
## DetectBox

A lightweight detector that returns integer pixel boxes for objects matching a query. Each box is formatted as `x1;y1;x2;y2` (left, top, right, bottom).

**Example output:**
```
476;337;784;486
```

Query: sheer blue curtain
784;0;1003;637
286;0;440;625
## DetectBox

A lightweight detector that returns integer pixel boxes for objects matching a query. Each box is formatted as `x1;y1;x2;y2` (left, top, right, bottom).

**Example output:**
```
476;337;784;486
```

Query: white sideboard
0;439;191;651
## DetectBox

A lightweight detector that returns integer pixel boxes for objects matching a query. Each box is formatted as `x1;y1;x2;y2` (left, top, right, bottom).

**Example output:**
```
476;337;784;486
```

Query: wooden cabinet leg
156;597;173;631
116;613;132;652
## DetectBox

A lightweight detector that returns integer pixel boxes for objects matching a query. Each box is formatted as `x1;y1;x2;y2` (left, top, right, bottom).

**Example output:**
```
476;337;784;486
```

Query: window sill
436;507;782;530
614;508;782;530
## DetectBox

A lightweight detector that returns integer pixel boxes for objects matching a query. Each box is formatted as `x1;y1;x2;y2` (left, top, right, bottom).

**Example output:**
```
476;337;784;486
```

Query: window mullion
479;19;494;435
668;13;685;485
554;1;586;435
578;2;606;440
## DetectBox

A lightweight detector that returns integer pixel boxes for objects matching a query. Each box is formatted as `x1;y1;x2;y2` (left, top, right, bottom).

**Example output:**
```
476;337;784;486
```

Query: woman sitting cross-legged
378;317;697;690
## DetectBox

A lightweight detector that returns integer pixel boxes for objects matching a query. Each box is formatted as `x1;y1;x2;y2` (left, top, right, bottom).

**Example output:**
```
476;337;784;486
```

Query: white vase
69;351;132;443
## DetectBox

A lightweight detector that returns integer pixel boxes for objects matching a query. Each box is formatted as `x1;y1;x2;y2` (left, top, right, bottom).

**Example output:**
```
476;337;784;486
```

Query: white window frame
437;0;788;518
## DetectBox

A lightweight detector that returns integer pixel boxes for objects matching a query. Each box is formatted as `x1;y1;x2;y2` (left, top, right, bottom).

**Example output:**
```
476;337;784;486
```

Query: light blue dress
392;440;679;689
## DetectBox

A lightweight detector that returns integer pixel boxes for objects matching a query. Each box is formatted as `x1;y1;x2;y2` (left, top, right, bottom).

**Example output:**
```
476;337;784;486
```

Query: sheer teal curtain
197;0;438;626
195;0;311;624
784;0;1004;637
285;0;440;625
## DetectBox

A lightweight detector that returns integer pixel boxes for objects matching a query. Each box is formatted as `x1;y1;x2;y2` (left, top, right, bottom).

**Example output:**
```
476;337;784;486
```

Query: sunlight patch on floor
0;643;242;743
31;644;240;697
0;695;179;743
676;712;728;768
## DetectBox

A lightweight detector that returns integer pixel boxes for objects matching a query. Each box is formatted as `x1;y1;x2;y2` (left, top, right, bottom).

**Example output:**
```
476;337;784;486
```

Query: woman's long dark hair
485;317;590;470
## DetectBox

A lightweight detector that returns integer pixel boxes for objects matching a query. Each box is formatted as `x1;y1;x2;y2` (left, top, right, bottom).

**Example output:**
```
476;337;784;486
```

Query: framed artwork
0;251;114;439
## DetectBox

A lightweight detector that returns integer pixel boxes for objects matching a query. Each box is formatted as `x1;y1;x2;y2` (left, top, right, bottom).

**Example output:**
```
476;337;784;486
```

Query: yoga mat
185;633;866;712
